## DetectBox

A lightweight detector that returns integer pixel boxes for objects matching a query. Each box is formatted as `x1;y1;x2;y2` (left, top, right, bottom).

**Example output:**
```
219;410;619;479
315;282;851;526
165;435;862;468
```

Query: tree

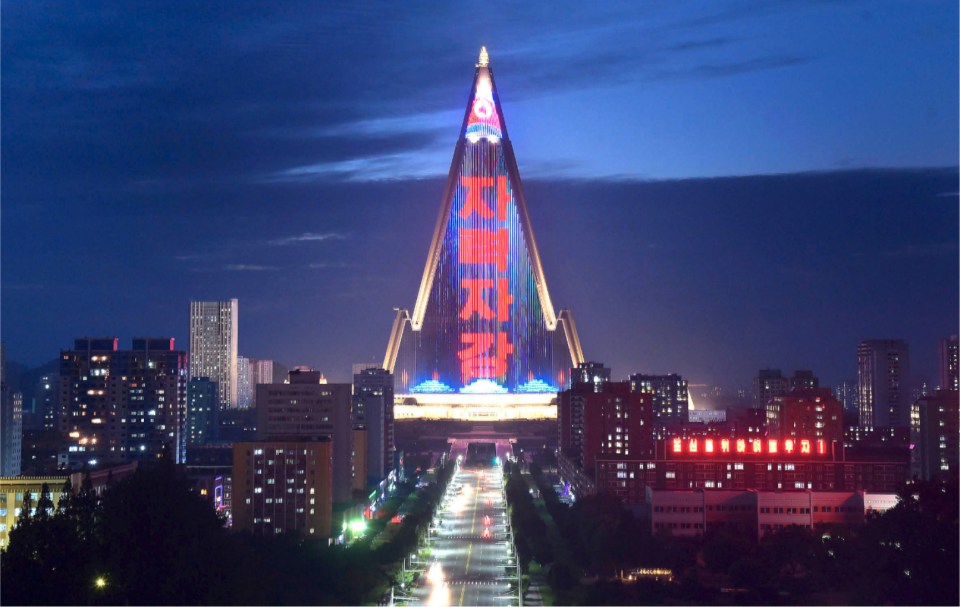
34;483;54;521
18;491;33;524
56;478;73;515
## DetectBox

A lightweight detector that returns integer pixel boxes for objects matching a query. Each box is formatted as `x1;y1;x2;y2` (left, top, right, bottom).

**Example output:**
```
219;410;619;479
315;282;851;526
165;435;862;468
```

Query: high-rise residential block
59;337;188;466
833;380;859;415
559;368;653;473
858;339;910;429
766;388;844;450
0;344;17;476
559;362;609;462
232;438;333;537
939;336;959;391
186;377;218;447
352;367;394;487
236;356;253;408
753;369;820;410
36;373;60;432
1;344;23;477
1;342;23;476
189;299;238;409
629;373;688;439
352;429;367;492
910;390;959;480
256;369;352;502
570;362;611;391
789;370;819;391
753;369;789;409
251;359;275;387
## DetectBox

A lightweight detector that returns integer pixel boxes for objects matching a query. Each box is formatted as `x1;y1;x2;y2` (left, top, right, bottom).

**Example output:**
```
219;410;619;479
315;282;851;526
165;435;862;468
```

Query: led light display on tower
384;48;584;399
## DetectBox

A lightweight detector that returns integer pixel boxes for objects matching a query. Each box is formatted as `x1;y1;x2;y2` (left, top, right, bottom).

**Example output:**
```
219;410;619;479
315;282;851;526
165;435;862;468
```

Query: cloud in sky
223;264;280;272
266;232;349;246
3;1;954;192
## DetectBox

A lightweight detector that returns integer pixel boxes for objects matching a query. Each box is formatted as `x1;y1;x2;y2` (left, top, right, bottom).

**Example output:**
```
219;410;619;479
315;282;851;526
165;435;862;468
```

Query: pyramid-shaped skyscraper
385;48;584;415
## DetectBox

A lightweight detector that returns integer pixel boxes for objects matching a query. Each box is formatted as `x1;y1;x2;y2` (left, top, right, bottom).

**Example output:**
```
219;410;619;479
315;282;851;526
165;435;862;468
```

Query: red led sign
457;170;514;385
668;436;829;458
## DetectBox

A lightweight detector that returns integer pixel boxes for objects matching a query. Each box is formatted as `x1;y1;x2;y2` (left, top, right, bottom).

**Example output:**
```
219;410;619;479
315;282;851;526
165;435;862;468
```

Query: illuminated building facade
236;356;253;408
186;377;218;447
352;367;394;487
1;344;23;476
939;335;959;391
557;368;654;498
753;369;789;409
858;339;910;429
384;49;583;419
834;380;859;415
753;369;819;410
910;389;959;480
0;476;69;548
650;489;899;539
189;299;239;409
256;370;353;502
59;338;188;467
352;428;367;492
629;373;689;439
588;435;904;508
251;359;274;390
790;369;819;391
766;387;843;445
35;373;60;432
232;439;333;538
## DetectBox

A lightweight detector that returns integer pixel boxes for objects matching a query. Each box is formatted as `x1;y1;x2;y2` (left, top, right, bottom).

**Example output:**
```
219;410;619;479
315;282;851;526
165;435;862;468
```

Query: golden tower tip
477;46;489;68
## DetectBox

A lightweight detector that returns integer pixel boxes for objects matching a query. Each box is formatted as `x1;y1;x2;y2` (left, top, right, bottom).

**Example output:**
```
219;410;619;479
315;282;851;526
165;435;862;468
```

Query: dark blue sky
2;1;957;390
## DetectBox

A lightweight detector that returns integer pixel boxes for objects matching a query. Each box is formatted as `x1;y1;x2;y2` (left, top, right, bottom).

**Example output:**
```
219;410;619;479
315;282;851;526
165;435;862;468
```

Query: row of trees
504;463;551;568
1;455;459;605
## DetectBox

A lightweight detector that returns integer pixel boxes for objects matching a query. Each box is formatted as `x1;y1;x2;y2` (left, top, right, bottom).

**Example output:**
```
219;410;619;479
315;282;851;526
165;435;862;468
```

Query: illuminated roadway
406;458;519;606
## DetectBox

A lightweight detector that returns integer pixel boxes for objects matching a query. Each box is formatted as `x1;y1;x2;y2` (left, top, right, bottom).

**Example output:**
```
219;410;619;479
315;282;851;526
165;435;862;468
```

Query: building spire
477;46;489;68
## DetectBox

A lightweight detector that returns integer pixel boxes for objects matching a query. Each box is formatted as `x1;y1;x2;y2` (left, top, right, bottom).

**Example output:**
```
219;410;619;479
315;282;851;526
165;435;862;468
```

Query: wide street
405;457;520;606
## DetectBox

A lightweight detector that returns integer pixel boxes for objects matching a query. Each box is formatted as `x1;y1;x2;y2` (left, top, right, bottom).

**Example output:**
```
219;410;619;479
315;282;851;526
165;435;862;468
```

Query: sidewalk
524;573;545;606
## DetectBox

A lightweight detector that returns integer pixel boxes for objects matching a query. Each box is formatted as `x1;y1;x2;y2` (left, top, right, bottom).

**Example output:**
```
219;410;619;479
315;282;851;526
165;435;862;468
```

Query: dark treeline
1;455;456;606
505;460;959;606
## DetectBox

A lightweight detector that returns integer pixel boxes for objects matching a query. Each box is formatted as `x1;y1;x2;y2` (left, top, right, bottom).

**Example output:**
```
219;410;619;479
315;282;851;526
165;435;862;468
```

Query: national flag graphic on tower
384;47;584;398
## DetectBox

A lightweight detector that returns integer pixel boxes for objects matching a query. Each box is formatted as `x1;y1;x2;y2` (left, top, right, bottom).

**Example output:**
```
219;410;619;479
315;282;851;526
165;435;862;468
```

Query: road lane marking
459;543;473;606
459;471;482;607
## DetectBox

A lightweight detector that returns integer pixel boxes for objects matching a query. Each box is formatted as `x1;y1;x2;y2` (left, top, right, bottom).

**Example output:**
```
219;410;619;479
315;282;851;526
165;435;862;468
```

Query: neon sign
392;55;575;396
668;436;829;458
456;171;514;385
452;74;526;392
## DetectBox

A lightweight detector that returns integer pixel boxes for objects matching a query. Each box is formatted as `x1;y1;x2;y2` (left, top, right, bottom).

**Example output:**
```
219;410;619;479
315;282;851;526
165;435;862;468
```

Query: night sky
2;1;957;391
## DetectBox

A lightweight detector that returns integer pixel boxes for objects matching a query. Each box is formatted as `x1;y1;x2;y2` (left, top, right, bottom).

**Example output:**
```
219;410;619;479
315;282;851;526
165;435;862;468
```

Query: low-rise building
0;476;69;548
649;488;898;539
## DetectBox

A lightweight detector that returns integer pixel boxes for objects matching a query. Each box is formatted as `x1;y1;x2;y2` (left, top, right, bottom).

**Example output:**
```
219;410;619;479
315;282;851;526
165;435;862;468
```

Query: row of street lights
392;456;462;605
392;453;523;606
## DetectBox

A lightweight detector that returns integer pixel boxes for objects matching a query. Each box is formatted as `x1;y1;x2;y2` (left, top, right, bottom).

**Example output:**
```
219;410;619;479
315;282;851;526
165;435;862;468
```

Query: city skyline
1;5;958;602
2;2;958;391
